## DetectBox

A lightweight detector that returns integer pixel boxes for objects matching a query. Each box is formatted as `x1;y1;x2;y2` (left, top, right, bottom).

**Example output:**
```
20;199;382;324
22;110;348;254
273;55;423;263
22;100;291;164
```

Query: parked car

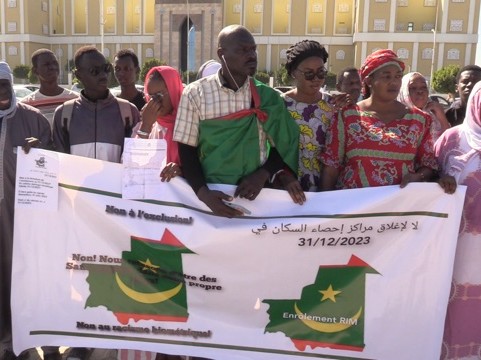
109;84;144;96
13;85;34;100
429;94;451;110
23;84;40;92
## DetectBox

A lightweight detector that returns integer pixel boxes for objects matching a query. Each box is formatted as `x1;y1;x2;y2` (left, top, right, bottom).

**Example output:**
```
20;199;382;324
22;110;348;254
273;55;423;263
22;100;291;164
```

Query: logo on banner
263;255;379;352
84;228;194;325
35;156;47;168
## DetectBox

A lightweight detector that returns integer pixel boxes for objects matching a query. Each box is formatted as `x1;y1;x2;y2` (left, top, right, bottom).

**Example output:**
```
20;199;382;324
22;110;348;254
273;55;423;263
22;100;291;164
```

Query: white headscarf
463;80;481;151
0;61;17;118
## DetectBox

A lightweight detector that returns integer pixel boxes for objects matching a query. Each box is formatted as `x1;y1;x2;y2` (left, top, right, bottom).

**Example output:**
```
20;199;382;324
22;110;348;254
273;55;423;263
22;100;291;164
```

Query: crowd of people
0;23;479;360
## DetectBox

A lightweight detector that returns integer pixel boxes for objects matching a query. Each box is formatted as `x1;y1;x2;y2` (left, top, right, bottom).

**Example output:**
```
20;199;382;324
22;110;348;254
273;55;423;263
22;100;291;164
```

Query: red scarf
144;66;184;164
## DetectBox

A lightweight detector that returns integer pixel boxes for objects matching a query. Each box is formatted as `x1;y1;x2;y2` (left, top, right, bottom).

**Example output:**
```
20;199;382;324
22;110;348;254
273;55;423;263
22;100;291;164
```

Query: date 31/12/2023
298;236;371;247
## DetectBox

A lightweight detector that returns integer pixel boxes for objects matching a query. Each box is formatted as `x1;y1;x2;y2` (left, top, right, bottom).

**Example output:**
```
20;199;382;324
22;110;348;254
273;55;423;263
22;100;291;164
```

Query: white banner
13;150;466;360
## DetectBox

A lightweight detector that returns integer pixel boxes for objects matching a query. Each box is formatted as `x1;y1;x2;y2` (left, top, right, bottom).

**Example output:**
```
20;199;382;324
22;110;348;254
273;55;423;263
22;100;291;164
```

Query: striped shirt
21;88;78;129
173;73;268;163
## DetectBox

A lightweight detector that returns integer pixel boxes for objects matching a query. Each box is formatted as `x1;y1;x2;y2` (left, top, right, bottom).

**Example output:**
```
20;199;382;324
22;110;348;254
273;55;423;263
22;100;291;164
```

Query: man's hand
234;168;270;200
22;137;41;154
160;162;182;182
278;171;306;205
197;186;244;218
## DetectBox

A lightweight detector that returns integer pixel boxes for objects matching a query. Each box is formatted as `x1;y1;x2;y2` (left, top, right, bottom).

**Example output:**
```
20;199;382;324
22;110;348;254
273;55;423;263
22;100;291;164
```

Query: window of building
42;24;49;34
336;50;346;60
52;0;65;35
144;0;155;33
306;0;325;34
8;46;17;55
125;0;142;34
225;0;242;24
145;48;154;58
244;0;263;34
397;48;409;59
103;0;117;34
447;49;460;60
335;0;354;35
272;0;290;34
8;0;16;8
451;0;464;2
450;20;463;32
7;22;16;32
42;2;48;12
422;48;433;60
72;0;88;34
424;0;436;6
280;48;287;60
397;0;408;6
373;19;386;31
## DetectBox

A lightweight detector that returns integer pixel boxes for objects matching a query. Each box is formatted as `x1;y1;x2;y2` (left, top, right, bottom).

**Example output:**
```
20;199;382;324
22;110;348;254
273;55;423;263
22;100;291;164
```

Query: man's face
338;71;361;101
0;79;12;110
457;70;481;105
220;31;257;78
114;56;139;88
75;51;111;94
34;53;59;83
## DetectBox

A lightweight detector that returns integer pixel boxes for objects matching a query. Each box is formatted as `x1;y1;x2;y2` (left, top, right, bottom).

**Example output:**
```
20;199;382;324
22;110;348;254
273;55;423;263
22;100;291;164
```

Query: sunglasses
79;63;112;76
296;67;327;81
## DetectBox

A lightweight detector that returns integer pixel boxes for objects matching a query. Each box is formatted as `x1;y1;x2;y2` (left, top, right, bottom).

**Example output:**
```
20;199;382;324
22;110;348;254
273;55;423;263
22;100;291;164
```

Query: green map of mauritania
84;229;194;325
263;255;379;352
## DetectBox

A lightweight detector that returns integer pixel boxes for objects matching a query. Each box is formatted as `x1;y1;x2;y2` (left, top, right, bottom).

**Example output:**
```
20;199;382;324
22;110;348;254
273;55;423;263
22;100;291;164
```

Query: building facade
0;0;155;83
157;0;479;82
0;0;478;84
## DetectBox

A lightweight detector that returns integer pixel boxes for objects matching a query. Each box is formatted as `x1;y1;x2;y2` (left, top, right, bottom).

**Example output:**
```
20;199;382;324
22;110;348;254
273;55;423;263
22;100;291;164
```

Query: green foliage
13;65;30;80
255;71;272;84
28;69;38;84
275;65;291;86
324;71;337;90
140;58;166;82
432;65;459;94
181;71;197;84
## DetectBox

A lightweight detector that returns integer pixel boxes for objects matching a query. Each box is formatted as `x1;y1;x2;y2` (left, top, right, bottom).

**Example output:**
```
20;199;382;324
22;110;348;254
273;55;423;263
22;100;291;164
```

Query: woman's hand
425;101;451;133
437;175;457;194
138;99;160;136
160;162;182;182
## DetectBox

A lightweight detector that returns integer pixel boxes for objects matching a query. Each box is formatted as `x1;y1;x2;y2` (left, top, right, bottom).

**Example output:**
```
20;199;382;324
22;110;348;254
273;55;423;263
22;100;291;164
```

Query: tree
140;58;166;82
432;65;459;94
254;71;272;84
274;66;291;87
28;68;38;84
13;65;30;83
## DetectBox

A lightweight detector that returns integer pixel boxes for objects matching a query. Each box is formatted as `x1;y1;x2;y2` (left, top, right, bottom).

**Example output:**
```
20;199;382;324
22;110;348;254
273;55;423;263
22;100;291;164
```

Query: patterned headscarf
0;61;17;118
359;49;405;97
144;66;184;165
398;72;426;109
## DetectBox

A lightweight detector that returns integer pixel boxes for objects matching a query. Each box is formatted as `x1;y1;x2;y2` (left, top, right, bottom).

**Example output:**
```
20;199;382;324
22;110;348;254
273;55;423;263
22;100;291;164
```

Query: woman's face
146;77;173;116
408;74;429;109
368;64;403;101
293;56;326;95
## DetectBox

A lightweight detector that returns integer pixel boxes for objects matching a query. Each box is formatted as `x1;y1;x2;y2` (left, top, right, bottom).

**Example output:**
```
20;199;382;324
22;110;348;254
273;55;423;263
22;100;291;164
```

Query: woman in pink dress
435;80;481;359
